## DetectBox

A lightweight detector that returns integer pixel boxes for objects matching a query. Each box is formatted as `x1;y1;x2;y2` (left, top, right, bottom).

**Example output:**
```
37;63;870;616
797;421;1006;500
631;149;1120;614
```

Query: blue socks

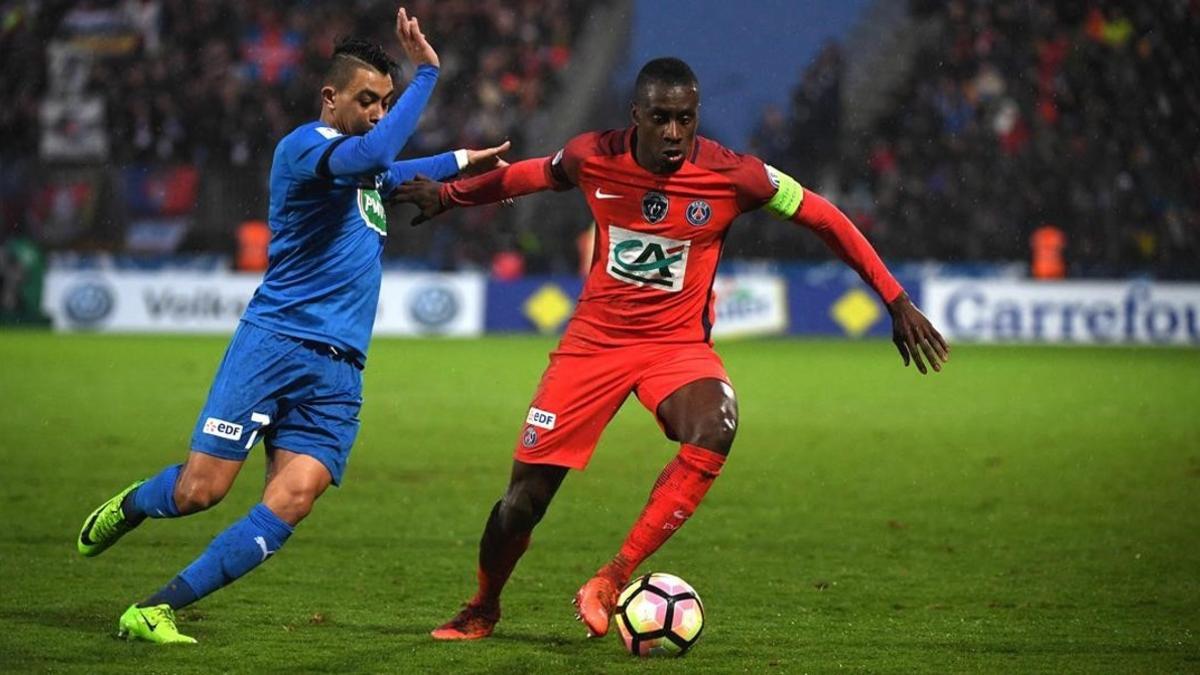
124;465;297;609
141;575;199;610
124;464;183;522
149;504;293;609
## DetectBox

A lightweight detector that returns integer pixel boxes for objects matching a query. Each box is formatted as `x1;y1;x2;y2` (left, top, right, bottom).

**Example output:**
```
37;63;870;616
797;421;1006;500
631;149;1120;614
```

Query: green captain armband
763;164;805;219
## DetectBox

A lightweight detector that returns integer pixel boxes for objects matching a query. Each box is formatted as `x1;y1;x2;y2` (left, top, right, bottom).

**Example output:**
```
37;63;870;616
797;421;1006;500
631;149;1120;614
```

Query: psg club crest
522;425;538;448
642;191;669;224
685;200;711;227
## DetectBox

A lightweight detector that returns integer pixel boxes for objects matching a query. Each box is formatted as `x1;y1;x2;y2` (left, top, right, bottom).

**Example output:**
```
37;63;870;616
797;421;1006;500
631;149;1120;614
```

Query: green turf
0;332;1197;672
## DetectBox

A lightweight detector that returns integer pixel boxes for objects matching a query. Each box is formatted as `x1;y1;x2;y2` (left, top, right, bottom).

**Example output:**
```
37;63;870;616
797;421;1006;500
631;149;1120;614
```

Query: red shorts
513;341;730;470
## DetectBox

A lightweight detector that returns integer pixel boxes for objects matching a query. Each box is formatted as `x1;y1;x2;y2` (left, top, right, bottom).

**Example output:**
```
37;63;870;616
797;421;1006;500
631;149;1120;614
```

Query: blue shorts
189;321;363;485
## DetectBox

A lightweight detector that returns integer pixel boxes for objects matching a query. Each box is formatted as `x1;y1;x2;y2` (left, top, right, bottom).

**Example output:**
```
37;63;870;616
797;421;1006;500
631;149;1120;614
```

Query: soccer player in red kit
394;57;949;641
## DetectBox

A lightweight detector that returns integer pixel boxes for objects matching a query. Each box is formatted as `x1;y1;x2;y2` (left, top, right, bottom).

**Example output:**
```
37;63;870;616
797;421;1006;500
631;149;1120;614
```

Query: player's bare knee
498;489;547;533
686;410;737;455
263;474;324;525
264;489;317;526
497;493;535;532
272;498;314;526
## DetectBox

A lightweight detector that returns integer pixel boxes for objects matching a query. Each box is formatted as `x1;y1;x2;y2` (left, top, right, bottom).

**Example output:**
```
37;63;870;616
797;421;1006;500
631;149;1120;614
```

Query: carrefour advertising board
924;279;1200;345
43;269;1199;345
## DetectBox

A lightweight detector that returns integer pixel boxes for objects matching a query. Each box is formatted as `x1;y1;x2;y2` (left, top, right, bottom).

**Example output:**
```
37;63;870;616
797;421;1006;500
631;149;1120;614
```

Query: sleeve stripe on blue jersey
316;136;352;180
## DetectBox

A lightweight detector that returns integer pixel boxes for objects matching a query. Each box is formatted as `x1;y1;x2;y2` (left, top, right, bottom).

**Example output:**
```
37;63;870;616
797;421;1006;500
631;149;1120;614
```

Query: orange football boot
573;567;626;637
430;601;500;640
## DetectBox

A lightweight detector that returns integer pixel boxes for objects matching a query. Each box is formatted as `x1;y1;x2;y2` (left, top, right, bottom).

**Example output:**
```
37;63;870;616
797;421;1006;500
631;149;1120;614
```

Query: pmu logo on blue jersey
64;281;115;326
642;191;669;224
685;200;711;227
409;285;459;328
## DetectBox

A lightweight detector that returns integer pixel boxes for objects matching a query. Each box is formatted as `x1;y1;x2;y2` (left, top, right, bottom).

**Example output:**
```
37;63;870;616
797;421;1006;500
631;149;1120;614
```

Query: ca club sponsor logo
607;224;689;293
522;425;538;448
685;200;711;227
641;191;669;224
357;188;387;235
409;285;459;328
203;417;243;441
63;281;115;326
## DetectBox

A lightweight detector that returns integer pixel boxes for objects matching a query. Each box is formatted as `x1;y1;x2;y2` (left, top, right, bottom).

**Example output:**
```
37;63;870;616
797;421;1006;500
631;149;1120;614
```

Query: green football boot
77;480;144;557
117;604;197;644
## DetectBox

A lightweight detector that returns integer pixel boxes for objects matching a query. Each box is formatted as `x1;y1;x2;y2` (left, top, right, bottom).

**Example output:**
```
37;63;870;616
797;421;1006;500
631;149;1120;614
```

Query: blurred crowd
0;0;591;263
3;0;1198;278
2;0;584;164
748;0;1200;277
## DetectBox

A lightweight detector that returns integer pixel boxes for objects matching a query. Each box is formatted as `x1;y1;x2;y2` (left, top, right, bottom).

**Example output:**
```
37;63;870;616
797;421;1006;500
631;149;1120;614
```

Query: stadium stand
2;1;1196;278
0;0;597;265
742;0;1200;278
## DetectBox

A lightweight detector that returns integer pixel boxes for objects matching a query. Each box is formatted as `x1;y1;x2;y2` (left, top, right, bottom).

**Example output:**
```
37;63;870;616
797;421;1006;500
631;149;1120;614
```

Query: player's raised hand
395;7;438;68
461;140;512;177
391;175;448;225
887;293;949;375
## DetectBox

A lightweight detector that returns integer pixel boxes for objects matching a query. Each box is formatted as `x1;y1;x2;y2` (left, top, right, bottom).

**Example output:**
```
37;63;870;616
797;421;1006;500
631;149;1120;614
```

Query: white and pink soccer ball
614;572;705;657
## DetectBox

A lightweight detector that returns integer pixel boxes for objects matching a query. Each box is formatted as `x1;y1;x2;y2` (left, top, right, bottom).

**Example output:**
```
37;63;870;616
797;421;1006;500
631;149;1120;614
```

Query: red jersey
547;128;778;346
441;127;904;348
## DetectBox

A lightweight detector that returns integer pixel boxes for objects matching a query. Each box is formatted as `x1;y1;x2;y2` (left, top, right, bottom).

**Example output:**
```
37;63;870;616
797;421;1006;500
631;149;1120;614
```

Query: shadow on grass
361;619;608;653
0;605;115;633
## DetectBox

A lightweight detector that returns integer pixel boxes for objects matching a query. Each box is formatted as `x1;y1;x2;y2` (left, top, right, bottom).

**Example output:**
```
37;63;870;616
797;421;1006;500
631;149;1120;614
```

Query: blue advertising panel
485;276;584;334
783;268;924;338
483;269;924;337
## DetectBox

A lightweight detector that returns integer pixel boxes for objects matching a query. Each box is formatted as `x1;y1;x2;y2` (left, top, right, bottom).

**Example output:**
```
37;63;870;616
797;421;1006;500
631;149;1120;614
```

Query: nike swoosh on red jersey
594;189;624;200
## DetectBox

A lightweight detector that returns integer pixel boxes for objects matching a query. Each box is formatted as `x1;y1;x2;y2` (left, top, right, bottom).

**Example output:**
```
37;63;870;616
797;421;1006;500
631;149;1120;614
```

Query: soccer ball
614;572;705;657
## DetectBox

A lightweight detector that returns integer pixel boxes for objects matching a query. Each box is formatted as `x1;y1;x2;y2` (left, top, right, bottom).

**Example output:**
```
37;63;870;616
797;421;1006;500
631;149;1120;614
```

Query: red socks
472;444;727;606
607;444;726;581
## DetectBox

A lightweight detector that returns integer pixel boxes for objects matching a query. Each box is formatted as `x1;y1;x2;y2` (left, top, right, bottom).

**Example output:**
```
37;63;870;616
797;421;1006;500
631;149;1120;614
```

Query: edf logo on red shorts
526;407;557;430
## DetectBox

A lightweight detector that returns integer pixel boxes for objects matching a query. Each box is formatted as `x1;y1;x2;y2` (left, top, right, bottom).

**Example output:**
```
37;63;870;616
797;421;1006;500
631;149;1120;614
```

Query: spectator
769;0;1200;277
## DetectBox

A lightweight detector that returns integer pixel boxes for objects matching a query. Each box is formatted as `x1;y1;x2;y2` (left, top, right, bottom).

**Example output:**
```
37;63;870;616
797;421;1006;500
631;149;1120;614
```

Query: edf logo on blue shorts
190;321;362;485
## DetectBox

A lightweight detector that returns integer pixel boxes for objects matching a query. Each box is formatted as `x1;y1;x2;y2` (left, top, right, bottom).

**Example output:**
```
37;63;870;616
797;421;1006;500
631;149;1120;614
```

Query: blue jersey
241;65;457;363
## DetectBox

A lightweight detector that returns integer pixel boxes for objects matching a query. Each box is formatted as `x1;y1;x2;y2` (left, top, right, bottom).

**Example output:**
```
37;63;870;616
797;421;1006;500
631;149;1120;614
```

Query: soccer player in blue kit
75;7;508;644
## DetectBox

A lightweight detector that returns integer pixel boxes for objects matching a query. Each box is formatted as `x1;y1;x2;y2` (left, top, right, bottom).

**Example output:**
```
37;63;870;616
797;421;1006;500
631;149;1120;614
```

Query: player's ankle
599;555;633;585
119;491;147;527
469;594;501;614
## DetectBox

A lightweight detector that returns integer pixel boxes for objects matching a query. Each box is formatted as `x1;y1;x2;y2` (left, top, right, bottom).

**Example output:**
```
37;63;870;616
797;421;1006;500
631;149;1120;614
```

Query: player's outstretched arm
392;156;556;225
395;6;438;69
458;140;511;176
886;292;949;375
378;141;511;195
326;7;440;178
789;190;949;374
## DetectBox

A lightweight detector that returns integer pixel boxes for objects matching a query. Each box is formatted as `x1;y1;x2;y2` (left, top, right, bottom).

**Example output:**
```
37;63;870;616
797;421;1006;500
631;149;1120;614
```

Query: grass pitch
0;333;1197;673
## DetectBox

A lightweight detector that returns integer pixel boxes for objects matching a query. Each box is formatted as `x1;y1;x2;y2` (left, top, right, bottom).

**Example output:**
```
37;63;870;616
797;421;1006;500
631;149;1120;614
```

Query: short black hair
325;37;396;89
634;57;699;102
